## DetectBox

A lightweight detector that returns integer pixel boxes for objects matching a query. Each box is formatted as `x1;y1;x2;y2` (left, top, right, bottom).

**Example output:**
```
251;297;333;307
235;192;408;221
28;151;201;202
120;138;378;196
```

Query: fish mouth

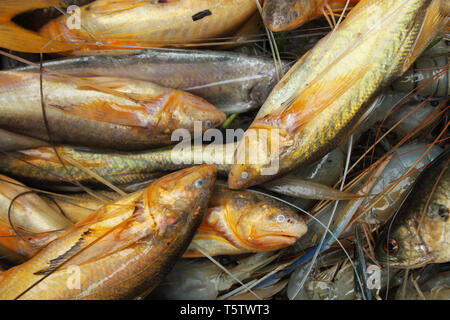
250;232;301;247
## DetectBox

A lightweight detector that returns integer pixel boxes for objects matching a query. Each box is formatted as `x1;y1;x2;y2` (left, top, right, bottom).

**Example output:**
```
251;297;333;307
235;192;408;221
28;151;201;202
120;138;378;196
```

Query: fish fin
403;0;448;71
47;98;161;128
74;76;167;103
276;64;371;132
33;228;92;275
46;76;171;128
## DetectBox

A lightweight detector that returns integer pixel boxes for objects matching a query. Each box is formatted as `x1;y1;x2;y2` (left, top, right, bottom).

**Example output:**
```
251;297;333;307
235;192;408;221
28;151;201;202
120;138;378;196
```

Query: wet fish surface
0;165;217;299
17;49;287;114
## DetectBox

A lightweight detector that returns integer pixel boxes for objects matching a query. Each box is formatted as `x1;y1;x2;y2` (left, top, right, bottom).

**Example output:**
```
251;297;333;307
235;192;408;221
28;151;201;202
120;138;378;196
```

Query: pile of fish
0;0;448;300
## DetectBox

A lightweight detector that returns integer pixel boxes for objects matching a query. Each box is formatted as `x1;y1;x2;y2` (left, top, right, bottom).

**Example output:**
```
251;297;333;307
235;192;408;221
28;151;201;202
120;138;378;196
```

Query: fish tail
0;0;76;53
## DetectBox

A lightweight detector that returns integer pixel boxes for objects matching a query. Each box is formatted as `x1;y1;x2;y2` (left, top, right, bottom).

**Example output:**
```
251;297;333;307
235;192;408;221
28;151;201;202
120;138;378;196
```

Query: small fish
17;49;286;114
228;0;448;189
0;143;233;188
262;0;360;32
375;149;449;268
184;185;307;257
38;0;259;52
262;176;361;200
0;71;225;151
0;165;217;299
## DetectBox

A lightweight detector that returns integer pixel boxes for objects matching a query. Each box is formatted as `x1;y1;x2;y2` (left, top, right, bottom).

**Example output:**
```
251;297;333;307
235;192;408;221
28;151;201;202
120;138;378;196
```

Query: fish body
17;49;286;114
228;0;448;189
375;149;449;268
0;129;48;152
262;0;359;32
0;143;233;188
185;185;307;257
262;176;359;200
0;165;217;299
0;71;225;150
39;0;259;51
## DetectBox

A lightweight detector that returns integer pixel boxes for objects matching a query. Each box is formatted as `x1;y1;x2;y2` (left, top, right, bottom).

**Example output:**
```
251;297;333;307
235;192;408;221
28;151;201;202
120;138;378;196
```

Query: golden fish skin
0;165;217;300
228;0;448;189
0;143;233;188
375;150;449;268
262;0;359;32
184;185;307;257
39;0;259;51
0;174;71;233
0;71;225;151
0;174;71;261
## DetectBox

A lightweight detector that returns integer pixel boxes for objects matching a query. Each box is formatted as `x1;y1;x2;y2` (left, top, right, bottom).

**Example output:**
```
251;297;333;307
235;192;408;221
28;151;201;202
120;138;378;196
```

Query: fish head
236;200;307;250
375;220;433;268
228;124;293;189
166;91;226;132
145;165;217;233
262;0;318;32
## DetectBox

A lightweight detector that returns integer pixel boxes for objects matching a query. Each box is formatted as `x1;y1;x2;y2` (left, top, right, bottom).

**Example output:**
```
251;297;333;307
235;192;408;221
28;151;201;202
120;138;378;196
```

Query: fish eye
438;205;449;220
240;172;249;180
276;215;285;223
383;238;399;254
194;179;204;188
204;120;212;128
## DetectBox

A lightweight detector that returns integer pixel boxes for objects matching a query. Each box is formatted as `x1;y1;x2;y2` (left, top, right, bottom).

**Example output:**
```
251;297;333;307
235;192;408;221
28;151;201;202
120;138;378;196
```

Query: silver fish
18;49;289;114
